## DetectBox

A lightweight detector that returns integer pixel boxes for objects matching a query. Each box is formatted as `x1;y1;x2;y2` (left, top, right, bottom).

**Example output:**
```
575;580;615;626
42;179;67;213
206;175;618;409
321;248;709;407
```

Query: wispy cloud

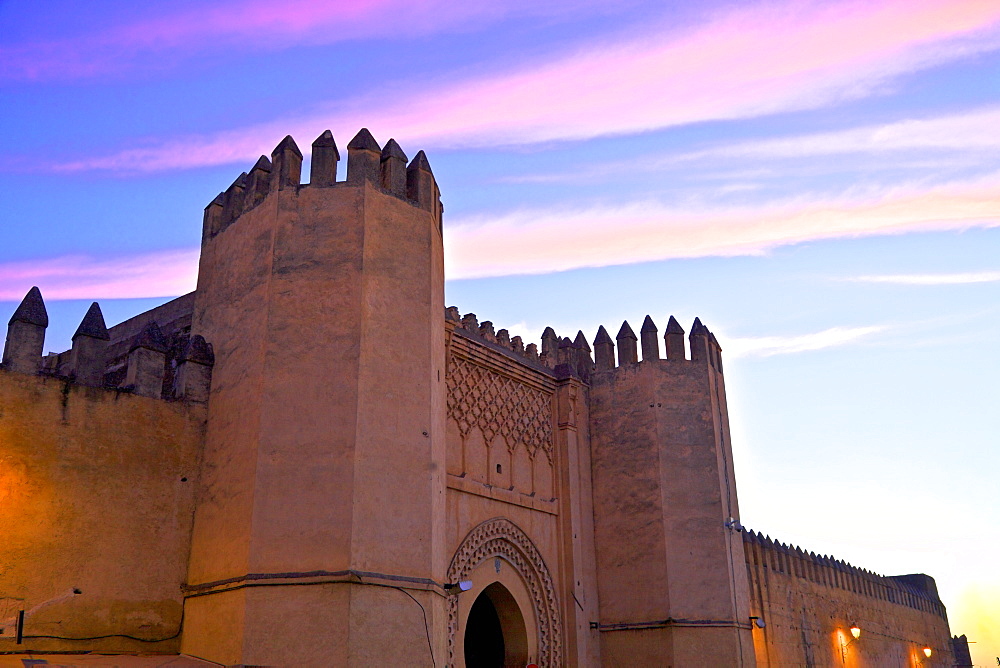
724;325;887;358
0;249;199;301
444;177;1000;278
846;270;1000;285
6;178;998;302
51;0;1000;173
1;0;607;82
677;105;1000;163
503;105;1000;186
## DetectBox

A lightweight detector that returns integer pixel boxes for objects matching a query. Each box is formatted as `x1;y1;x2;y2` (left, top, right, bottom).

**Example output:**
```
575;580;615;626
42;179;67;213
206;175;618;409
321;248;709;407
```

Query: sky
1;0;999;662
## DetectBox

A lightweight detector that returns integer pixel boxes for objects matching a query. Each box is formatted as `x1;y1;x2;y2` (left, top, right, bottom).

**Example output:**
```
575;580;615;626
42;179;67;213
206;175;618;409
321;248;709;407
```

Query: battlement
591;314;723;373
445;307;602;383
742;528;947;619
444;309;725;383
1;287;213;402
203;129;442;242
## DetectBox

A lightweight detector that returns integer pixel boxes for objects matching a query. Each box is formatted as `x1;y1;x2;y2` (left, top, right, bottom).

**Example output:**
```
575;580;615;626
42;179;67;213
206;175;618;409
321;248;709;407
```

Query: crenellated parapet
741;528;948;619
446;307;542;366
591;314;724;373
443;309;726;383
1;288;213;402
203;129;443;243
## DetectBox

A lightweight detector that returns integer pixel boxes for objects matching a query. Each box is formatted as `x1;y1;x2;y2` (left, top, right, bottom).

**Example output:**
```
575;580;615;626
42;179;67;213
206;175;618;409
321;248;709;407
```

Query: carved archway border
447;517;563;668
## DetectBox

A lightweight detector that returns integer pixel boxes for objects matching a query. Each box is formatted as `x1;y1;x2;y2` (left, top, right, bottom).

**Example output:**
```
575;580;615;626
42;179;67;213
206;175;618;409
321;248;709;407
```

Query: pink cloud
6;178;997;302
444;177;1000;278
0;248;199;301
55;0;1000;172
0;0;608;82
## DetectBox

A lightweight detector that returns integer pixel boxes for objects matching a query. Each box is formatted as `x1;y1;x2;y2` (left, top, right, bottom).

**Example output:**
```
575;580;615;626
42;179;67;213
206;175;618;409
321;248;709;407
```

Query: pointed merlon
689;317;712;363
347;128;381;184
244;155;273;209
616;321;636;340
311;130;340;187
312;130;340;158
380;138;407;163
542;326;557;340
272;135;303;159
380;138;408;196
179;335;215;365
664;314;686;361
130;321;168;353
73;302;109;341
574;330;591;353
348;128;381;152
616;320;638;365
9;286;48;327
593;326;615;371
251;155;272;173
640;315;659;361
406;149;435;209
407;150;433;174
271;135;303;189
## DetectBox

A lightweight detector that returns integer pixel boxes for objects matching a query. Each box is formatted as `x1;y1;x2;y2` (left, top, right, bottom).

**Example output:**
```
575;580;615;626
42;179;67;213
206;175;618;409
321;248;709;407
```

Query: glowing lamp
923;647;932;658
850;624;861;640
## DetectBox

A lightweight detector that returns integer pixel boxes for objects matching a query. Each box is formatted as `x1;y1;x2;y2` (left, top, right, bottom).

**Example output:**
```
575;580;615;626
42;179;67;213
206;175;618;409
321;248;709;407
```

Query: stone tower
588;316;755;666
181;129;448;666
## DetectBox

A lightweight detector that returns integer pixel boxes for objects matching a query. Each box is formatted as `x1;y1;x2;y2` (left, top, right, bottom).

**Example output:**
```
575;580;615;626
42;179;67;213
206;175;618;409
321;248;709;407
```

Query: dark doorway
464;582;529;668
465;590;505;667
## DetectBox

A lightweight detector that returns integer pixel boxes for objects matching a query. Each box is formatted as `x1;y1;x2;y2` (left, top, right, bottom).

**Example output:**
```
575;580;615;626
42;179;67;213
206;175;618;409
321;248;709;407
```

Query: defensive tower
588;315;754;665
182;129;447;667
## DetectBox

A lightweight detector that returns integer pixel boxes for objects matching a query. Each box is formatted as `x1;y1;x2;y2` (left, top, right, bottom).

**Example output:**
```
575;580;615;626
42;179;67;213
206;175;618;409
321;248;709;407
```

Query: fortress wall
0;370;206;655
743;531;954;667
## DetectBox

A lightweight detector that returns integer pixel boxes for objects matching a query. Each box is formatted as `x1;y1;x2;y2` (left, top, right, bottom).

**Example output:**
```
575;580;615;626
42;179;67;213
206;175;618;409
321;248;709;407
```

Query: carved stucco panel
446;356;553;460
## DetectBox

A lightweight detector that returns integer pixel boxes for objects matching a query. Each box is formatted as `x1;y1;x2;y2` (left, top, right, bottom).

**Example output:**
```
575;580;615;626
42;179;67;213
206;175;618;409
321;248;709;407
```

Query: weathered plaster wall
744;532;954;667
0;370;205;655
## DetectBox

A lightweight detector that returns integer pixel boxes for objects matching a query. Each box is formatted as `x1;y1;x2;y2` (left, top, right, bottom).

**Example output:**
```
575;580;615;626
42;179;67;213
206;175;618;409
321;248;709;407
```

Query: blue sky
2;0;999;659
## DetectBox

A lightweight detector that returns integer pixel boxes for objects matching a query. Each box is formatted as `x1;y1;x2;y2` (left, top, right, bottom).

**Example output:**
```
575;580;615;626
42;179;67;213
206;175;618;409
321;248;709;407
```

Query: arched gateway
448;518;563;668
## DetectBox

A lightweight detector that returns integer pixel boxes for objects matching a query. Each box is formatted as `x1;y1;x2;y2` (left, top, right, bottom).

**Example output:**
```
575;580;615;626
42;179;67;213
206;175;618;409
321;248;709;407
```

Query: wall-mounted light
841;623;861;663
923;646;932;658
444;580;473;596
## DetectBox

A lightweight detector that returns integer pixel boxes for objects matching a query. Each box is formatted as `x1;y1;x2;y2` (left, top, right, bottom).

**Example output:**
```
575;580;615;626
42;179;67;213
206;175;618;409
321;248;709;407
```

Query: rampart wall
0;370;206;655
743;529;954;667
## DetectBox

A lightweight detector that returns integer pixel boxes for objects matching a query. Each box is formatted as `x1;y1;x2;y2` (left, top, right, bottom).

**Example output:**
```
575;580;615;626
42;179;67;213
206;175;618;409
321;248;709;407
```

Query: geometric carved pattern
447;517;563;668
446;356;553;459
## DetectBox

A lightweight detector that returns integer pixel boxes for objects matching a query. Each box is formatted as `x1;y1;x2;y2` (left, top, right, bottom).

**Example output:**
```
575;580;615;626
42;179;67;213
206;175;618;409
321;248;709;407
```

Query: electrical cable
387;585;436;668
20;608;184;644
